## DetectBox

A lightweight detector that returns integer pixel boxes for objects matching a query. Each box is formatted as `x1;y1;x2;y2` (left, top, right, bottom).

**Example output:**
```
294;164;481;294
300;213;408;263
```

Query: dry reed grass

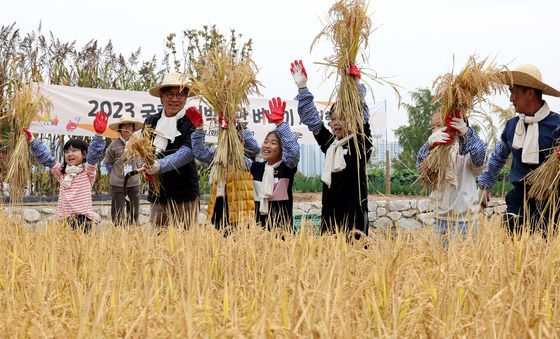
419;56;508;191
189;46;260;185
526;147;560;202
312;0;371;145
123;127;160;194
4;83;51;203
1;211;560;337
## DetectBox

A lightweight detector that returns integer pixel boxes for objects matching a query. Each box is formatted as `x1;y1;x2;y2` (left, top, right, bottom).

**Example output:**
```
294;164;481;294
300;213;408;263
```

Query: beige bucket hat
108;112;143;132
502;64;560;97
148;72;194;98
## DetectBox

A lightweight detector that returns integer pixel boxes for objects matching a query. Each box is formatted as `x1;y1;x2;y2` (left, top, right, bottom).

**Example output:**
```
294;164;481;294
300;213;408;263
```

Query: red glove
186;106;203;128
22;128;33;142
345;64;361;79
265;97;286;124
93;111;108;134
144;172;154;183
290;60;308;89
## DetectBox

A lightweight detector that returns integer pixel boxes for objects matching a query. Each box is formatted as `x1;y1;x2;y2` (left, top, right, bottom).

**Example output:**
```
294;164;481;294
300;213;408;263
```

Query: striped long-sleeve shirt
30;136;105;221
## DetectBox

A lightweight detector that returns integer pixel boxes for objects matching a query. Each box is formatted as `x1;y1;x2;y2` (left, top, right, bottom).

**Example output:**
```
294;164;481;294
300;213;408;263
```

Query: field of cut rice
0;212;559;337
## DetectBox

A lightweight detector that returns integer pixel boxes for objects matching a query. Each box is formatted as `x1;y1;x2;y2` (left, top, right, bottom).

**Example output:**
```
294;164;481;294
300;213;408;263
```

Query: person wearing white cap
478;64;560;236
143;72;200;228
103;112;143;226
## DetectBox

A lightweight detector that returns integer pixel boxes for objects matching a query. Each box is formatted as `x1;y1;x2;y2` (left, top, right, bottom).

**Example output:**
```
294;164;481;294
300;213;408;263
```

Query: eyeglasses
163;91;187;100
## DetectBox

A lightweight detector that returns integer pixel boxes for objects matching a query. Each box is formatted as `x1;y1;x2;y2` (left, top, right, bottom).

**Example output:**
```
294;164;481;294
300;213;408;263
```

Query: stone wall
3;197;507;230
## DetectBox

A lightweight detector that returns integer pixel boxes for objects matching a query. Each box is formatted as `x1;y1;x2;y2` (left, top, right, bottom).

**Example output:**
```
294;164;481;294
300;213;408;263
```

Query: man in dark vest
479;64;560;236
143;73;200;228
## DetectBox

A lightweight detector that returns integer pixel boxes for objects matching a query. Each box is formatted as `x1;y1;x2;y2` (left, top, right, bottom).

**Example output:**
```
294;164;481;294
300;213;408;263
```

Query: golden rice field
1;212;560;338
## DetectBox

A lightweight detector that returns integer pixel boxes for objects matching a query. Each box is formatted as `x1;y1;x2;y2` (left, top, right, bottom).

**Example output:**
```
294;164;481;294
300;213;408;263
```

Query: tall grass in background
0;213;559;336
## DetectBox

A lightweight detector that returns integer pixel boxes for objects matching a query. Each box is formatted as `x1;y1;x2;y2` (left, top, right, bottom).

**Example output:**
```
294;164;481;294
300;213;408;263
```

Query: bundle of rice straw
5;83;51;203
123;127;160;195
525;145;560;202
311;0;372;151
419;56;507;191
189;46;260;187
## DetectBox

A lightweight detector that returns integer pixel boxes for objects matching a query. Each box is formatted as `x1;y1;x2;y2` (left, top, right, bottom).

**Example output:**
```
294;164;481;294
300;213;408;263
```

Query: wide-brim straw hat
501;64;560;97
148;72;195;98
108;112;143;132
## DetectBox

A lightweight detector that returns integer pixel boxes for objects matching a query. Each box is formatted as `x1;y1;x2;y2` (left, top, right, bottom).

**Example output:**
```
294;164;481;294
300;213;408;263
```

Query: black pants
321;207;369;240
504;183;560;237
212;197;229;231
66;215;92;233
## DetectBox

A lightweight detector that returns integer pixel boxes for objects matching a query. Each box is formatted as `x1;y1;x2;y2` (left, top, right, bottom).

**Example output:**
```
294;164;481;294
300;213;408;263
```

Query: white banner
31;83;386;144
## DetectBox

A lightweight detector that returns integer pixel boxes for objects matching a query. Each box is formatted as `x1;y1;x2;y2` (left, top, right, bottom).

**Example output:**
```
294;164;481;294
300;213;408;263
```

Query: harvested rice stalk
311;0;372;147
123;127;160;195
419;56;508;191
526;146;560;202
189;46;260;185
5;83;51;203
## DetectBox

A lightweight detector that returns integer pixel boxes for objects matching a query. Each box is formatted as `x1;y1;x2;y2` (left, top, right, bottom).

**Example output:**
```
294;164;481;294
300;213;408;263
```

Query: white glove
290;60;308;89
427;127;451;147
449;117;468;136
145;160;161;175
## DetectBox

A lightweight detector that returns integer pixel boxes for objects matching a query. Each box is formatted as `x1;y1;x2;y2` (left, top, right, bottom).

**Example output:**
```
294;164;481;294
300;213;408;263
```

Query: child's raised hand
290;60;308;89
93;111;108;135
265;97;287;125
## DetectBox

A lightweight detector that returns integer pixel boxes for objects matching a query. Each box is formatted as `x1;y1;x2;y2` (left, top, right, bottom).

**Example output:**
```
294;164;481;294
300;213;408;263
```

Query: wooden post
385;149;390;195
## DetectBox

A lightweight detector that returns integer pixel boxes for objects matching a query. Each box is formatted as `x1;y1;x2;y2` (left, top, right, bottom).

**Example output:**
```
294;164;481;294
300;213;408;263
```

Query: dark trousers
504;183;560;237
110;185;140;226
321;207;369;240
212;197;229;231
66;215;92;233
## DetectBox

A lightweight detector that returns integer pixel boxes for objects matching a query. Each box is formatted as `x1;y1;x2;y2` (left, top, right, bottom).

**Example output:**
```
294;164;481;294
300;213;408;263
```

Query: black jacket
316;122;373;232
144;111;199;203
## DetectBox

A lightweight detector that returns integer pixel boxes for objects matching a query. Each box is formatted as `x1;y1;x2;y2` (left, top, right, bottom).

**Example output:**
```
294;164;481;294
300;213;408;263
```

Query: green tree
393;88;440;170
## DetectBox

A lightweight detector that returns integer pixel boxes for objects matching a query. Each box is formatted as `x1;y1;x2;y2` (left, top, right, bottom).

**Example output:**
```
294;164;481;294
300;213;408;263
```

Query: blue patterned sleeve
295;89;323;134
458;128;486;167
242;129;260;158
275;122;300;169
416;143;431;169
86;135;105;165
157;144;194;174
191;128;215;165
358;83;369;122
30;139;57;168
477;140;510;189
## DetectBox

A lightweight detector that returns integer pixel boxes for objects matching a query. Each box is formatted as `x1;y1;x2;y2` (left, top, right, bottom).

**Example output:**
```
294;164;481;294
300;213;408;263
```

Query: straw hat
148;72;194;98
502;64;560;97
108;112;143;132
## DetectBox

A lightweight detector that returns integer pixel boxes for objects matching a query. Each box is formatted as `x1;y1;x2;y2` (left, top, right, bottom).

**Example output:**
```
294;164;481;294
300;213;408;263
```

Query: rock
372;217;393;228
311;202;322;210
387;211;402;221
484;208;494;217
387;200;411;211
376;207;387;217
99;206;111;218
23;208;41;223
376;200;387;208
416;199;433;213
402;209;417;218
398;218;422;230
140;205;151;216
41;207;56;215
298;202;312;212
367;200;378;212
138;215;150;226
34;221;48;232
198;212;207;225
416;212;434;226
368;210;377;221
494;205;507;214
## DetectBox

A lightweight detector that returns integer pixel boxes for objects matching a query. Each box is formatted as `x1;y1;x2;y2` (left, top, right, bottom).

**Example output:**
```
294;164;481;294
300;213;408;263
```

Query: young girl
24;111;108;232
291;60;372;239
187;98;300;230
